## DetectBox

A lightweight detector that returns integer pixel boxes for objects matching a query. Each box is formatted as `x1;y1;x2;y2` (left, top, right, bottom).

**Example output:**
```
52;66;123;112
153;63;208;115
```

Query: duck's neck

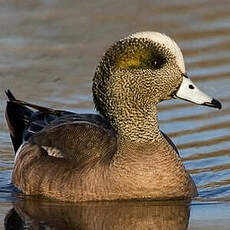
112;105;162;143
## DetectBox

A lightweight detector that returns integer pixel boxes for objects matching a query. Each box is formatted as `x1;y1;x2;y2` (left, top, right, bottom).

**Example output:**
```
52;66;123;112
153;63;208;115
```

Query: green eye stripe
110;39;167;69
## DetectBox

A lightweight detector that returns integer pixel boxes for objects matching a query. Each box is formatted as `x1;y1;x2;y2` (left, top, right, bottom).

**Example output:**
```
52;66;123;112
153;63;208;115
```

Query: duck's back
30;117;117;164
5;90;117;164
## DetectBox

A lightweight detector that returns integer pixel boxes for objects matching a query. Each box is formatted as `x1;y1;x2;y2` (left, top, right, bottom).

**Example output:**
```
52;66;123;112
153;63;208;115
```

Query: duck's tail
5;90;33;153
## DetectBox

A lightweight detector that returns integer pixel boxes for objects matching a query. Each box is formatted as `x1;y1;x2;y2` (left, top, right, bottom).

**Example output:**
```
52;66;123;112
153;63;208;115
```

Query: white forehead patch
125;31;185;73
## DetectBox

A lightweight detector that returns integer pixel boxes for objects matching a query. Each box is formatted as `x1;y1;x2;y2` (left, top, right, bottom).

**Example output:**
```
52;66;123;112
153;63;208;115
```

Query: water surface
0;0;230;229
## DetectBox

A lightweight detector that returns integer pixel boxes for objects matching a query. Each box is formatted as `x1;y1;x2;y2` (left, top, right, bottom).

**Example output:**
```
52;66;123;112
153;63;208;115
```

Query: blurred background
0;0;230;229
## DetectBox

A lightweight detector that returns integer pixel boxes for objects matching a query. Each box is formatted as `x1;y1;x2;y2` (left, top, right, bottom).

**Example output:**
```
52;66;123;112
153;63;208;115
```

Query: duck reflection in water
5;198;190;230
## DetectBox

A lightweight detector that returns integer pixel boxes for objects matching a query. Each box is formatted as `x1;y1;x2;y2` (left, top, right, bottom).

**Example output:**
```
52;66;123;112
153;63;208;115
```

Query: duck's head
93;31;221;129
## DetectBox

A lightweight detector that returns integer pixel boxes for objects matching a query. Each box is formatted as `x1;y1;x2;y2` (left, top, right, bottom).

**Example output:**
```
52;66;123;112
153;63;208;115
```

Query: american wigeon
5;32;221;202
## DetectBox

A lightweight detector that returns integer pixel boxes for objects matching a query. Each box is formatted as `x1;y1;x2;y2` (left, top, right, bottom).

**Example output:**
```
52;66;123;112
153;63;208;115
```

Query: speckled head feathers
93;31;184;130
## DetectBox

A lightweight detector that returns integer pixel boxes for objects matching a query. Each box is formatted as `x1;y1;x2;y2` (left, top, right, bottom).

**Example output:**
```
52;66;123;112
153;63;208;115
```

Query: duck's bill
175;76;222;109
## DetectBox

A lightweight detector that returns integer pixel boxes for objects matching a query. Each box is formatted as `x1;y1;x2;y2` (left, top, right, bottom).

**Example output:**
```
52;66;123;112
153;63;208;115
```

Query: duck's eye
150;56;166;69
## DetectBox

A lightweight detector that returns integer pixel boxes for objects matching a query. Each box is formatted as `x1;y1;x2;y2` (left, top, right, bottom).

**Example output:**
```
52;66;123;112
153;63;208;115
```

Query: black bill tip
203;98;222;110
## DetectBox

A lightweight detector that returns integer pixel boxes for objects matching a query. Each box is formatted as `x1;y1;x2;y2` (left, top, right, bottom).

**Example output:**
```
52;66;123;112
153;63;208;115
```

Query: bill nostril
189;84;195;89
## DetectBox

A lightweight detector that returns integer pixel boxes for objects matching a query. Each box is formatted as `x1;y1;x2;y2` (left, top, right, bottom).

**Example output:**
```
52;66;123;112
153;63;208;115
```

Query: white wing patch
126;31;185;73
14;142;64;162
42;146;64;158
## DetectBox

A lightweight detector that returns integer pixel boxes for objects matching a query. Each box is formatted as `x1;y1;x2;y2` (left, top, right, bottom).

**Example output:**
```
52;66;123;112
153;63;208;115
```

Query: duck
5;31;222;202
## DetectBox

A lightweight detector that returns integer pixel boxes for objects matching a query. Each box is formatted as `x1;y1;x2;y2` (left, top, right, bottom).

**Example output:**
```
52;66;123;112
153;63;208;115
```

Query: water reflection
4;198;190;230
